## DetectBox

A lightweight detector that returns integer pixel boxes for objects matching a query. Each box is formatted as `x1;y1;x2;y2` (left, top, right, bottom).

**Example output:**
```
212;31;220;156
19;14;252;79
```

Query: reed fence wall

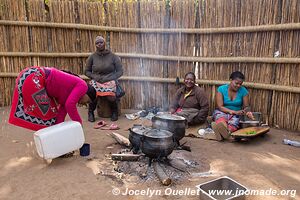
0;0;299;131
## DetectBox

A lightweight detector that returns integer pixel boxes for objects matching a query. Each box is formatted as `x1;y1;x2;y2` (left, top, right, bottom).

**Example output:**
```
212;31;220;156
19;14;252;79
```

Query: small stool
96;97;121;118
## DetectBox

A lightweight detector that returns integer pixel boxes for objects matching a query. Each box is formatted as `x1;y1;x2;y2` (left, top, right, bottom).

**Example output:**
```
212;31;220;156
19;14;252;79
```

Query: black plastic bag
115;80;125;98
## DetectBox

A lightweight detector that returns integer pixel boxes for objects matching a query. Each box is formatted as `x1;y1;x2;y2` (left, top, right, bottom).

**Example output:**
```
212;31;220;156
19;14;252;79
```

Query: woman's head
79;84;96;105
229;71;245;91
95;35;106;51
60;70;96;105
184;72;196;89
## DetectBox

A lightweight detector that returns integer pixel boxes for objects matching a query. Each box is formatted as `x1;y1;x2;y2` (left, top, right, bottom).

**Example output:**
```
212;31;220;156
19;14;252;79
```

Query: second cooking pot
152;113;186;143
129;125;151;153
141;129;175;158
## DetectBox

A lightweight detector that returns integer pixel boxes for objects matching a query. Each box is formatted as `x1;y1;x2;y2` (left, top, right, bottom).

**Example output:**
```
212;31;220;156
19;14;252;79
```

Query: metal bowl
239;112;262;128
239;120;261;128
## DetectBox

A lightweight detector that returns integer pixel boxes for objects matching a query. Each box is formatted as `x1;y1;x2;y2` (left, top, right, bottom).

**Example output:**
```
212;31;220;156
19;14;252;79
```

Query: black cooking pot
152;113;186;143
141;129;175;158
129;125;151;154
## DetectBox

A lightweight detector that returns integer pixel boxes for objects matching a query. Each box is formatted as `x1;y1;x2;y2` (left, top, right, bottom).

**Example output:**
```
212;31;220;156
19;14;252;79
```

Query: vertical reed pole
74;0;83;71
162;0;171;110
268;0;283;126
236;0;241;62
104;0;110;49
24;0;32;56
194;0;200;77
137;0;148;105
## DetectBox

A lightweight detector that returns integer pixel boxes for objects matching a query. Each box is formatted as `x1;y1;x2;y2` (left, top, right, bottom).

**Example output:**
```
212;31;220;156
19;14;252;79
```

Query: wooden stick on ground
111;154;142;161
168;159;186;171
109;132;131;147
153;162;172;186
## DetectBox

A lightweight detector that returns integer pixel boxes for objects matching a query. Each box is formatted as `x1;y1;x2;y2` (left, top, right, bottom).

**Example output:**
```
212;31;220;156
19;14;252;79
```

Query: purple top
45;68;87;124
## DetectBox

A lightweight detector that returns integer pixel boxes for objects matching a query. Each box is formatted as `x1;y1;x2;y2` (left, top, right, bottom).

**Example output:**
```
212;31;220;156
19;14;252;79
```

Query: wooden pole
1;52;300;64
1;20;300;34
1;73;299;93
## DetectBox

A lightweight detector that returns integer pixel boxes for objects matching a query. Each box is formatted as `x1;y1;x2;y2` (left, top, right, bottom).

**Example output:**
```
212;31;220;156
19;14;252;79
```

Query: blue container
80;143;90;156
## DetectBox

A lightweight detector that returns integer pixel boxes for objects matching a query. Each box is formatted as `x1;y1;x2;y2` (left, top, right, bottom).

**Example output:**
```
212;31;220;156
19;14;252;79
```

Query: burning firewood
109;132;131;147
153;161;172;186
111;154;142;161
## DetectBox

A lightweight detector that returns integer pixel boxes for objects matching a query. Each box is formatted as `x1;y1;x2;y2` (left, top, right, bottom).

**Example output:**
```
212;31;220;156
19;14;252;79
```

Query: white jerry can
33;121;85;159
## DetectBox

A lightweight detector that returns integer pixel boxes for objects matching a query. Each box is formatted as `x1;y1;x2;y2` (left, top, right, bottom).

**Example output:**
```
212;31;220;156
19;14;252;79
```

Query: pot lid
131;125;151;135
144;129;173;138
154;113;186;121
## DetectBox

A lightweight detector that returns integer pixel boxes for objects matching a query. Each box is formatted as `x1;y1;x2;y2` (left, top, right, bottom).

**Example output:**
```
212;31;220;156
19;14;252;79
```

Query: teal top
217;84;249;111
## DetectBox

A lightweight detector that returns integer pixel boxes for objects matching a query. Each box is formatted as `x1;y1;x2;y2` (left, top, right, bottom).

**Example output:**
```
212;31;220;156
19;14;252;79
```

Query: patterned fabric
90;80;116;97
9;67;58;131
213;109;240;129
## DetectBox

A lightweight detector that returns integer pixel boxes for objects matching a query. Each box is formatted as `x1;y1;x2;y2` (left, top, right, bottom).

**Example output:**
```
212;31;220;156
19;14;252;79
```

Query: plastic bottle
283;139;300;147
34;121;85;159
198;128;214;136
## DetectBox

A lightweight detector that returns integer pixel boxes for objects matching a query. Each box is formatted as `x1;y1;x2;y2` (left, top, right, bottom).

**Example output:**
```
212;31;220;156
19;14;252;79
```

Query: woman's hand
246;112;255;120
232;110;245;115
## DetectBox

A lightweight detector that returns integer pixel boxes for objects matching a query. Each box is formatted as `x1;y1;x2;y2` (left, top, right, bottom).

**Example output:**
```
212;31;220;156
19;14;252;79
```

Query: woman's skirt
9;67;58;131
90;80;116;97
213;109;240;128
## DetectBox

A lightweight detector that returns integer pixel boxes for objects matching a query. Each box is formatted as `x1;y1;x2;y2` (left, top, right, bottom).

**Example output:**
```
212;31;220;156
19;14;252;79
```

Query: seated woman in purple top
211;71;254;140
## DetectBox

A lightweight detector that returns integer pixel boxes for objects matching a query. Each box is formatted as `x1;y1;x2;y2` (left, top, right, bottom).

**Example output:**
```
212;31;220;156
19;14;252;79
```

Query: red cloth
215;117;238;132
89;80;116;97
9;67;58;131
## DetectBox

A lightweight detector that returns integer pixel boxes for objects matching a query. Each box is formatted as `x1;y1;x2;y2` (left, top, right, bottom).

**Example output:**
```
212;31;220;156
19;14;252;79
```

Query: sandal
100;123;120;130
94;120;107;129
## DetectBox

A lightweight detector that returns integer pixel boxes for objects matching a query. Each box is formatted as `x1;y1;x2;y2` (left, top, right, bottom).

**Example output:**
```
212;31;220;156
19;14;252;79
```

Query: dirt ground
0;106;299;200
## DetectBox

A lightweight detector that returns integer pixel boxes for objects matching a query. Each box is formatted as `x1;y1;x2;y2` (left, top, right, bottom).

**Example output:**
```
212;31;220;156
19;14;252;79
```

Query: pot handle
140;135;145;142
172;136;178;149
184;119;188;128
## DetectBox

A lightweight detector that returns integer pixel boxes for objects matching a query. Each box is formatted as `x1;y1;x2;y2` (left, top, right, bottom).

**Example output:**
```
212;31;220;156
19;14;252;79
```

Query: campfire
100;113;210;186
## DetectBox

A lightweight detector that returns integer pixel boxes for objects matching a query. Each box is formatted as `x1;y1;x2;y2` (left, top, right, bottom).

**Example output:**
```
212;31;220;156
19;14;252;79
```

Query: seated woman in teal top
212;71;254;140
218;84;248;111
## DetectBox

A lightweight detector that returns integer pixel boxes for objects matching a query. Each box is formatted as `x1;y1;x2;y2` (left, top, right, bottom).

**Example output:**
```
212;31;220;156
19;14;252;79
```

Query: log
111;154;141;161
168;159;188;172
110;132;131;147
153;162;172;186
